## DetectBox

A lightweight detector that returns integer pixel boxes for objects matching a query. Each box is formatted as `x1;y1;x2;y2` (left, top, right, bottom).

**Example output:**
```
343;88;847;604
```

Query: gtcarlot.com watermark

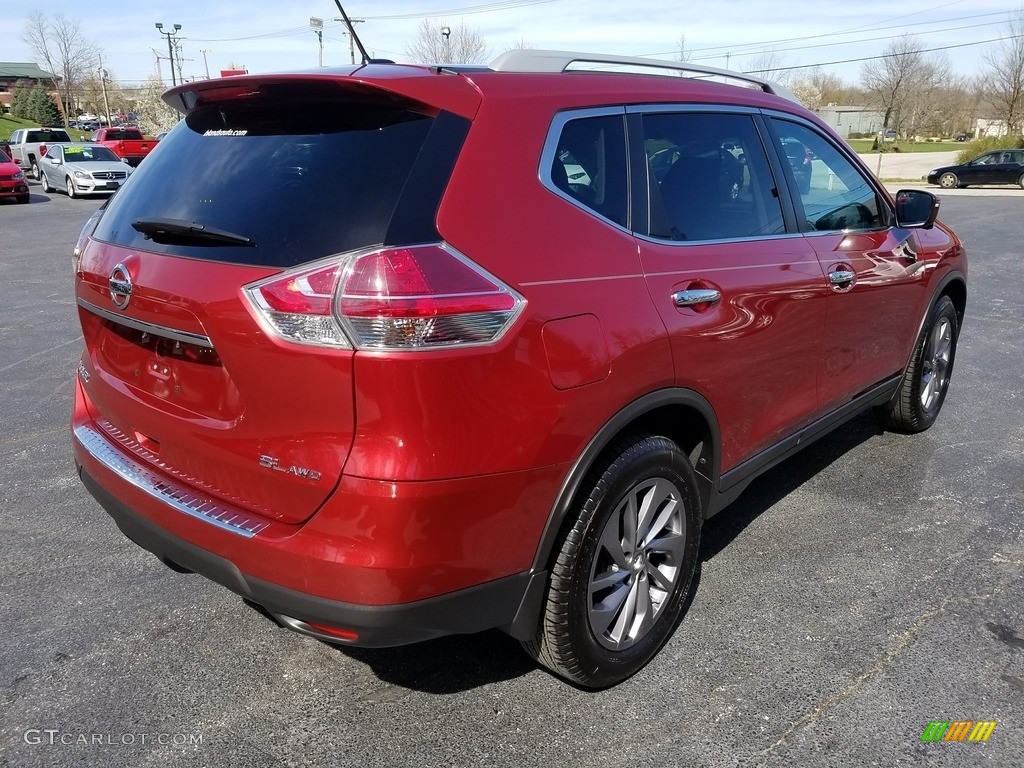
24;729;202;747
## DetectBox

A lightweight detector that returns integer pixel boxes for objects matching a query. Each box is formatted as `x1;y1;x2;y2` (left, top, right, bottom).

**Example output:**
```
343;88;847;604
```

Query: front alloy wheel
523;434;701;688
876;295;959;433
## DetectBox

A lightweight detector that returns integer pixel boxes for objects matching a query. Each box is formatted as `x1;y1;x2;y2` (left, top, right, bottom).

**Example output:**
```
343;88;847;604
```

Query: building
974;118;1009;138
0;62;60;113
814;106;886;138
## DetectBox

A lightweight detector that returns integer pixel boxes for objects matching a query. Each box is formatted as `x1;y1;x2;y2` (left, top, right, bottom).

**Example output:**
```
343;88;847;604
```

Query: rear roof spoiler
489;49;799;104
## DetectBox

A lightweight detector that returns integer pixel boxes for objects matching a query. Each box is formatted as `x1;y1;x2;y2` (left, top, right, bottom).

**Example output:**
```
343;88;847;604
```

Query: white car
38;143;132;198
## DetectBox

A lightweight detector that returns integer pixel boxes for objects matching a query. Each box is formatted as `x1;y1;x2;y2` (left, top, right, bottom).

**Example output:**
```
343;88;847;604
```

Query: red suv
72;51;966;688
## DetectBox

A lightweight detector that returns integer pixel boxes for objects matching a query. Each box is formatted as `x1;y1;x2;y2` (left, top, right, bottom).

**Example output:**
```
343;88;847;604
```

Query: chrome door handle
673;289;721;307
828;270;855;286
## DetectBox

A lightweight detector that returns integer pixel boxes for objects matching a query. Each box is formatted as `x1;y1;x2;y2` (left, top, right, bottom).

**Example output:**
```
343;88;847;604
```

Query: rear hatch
77;75;472;524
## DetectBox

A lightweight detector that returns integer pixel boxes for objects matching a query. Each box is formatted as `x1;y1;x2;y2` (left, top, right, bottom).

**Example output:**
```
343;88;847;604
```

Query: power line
744;33;1024;75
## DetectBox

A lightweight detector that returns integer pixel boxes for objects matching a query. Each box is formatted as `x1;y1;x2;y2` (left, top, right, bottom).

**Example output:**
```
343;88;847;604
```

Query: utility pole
333;18;364;65
200;49;211;79
98;55;112;127
310;18;324;67
155;22;182;86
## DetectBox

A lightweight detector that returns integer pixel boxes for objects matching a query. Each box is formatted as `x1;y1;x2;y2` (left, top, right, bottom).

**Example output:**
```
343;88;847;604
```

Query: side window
548;114;628;227
642;112;785;242
770;119;887;232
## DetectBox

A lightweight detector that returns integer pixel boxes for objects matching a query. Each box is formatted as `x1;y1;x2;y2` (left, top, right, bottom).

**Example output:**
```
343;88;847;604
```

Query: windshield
63;145;119;162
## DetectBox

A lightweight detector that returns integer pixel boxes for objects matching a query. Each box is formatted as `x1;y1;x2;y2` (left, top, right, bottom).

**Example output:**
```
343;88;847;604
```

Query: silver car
38;143;132;198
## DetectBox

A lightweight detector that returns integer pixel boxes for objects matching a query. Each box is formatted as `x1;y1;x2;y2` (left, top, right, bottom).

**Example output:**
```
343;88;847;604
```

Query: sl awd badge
259;455;323;481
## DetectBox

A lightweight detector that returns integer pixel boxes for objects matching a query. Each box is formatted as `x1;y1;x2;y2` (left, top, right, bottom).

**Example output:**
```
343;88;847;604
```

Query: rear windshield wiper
131;218;255;247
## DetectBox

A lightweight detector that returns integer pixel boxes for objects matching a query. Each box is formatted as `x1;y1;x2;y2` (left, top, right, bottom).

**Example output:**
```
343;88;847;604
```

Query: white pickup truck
7;127;72;179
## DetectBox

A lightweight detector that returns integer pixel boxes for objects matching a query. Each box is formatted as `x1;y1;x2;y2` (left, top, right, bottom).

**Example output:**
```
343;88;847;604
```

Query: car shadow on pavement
300;411;882;694
700;410;882;562
334;629;536;693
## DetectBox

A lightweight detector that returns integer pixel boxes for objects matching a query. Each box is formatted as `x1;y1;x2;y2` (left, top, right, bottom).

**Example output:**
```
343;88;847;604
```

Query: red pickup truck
90;127;154;167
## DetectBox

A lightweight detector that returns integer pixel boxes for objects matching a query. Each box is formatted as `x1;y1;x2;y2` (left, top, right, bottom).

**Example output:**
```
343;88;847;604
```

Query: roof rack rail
488;49;799;104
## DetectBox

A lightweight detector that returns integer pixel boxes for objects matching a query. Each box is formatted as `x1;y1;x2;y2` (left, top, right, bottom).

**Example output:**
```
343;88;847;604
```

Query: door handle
828;270;855;286
673;289;721;307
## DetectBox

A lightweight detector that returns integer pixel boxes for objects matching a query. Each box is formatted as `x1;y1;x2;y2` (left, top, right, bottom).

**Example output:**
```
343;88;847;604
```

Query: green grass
845;138;963;154
2;113;92;141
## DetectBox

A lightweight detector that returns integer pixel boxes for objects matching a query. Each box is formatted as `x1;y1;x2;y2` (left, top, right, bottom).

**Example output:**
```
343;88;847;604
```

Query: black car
927;149;1024;189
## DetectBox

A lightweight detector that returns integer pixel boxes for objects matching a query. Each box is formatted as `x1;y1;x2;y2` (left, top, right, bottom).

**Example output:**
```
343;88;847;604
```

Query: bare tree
744;48;792;87
406;19;489;65
676;33;693;64
23;11;100;124
982;10;1024;134
861;33;947;139
505;38;532;52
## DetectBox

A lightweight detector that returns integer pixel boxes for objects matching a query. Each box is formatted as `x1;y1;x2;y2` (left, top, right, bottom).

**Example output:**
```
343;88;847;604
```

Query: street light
155;22;182;87
441;26;451;63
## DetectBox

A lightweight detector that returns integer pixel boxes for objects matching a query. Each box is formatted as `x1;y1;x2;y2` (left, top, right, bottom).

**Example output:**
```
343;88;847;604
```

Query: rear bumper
78;463;537;646
71;378;555;645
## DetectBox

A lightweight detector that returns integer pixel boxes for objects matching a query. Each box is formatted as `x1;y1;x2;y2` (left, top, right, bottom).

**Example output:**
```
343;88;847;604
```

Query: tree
675;33;693;64
11;81;31;119
861;33;948;140
406;19;489;65
23;11;100;124
133;75;179;135
744;49;792;87
982;10;1024;134
27;82;61;126
790;67;850;110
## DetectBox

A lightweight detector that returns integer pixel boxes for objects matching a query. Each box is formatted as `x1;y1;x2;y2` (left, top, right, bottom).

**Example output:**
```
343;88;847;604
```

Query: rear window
27;129;71;143
92;85;438;268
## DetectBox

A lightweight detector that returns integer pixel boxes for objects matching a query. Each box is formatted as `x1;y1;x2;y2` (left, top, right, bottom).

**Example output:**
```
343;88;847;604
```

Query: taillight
244;243;524;351
73;206;105;273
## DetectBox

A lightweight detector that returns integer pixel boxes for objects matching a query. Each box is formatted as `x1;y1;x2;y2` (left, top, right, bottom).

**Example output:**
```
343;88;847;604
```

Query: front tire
938;172;959;189
876;295;959;433
40;170;52;193
66;176;77;199
523;434;702;688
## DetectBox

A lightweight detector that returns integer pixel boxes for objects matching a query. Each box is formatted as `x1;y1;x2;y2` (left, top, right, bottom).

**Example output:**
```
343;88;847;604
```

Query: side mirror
894;189;939;229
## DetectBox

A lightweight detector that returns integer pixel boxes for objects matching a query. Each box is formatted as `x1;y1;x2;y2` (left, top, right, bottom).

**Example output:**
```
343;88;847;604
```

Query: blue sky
1;0;1017;86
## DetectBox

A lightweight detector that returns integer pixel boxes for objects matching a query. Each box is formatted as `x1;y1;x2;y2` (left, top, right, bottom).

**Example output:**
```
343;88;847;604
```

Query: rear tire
1018;173;1024;190
30;159;39;180
523;434;702;689
876;295;959;433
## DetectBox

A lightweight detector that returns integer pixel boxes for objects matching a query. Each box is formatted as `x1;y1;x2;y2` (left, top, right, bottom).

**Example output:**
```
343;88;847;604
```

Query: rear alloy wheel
30;159;39;180
938;172;959;189
66;176;77;199
876;295;959;433
523;434;701;688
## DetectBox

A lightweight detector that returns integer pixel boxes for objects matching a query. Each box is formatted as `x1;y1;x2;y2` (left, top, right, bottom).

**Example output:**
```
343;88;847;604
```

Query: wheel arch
504;389;719;642
936;271;967;330
529;388;720;575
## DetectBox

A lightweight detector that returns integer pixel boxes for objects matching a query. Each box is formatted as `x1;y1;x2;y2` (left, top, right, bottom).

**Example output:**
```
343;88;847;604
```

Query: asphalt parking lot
1;180;1022;768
